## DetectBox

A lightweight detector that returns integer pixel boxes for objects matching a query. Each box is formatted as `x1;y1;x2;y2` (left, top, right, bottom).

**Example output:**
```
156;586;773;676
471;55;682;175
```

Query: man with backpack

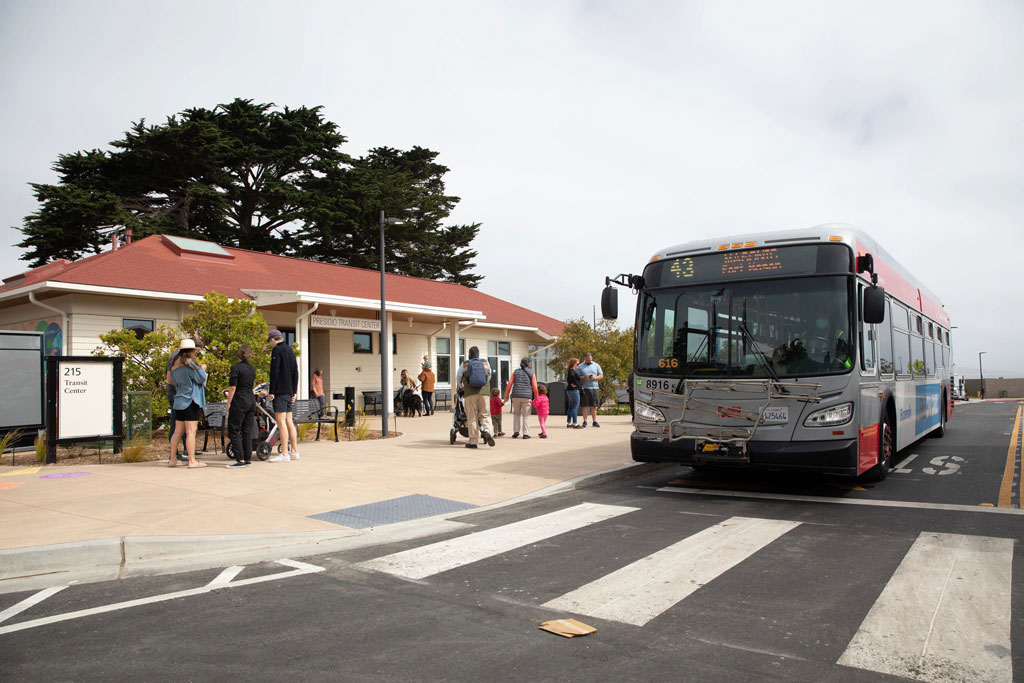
455;346;495;449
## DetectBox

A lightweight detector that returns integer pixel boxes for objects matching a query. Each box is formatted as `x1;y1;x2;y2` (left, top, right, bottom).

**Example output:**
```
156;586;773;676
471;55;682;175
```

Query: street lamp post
380;210;404;437
978;351;987;400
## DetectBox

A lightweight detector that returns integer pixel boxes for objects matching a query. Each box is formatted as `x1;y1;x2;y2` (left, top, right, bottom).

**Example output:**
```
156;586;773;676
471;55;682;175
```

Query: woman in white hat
167;338;208;468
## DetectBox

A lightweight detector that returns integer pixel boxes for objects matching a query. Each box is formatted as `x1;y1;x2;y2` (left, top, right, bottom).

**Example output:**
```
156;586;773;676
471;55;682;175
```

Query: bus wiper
738;322;788;393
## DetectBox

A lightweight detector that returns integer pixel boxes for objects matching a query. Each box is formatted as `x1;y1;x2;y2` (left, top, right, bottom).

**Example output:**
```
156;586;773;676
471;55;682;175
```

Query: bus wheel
863;417;893;483
930;393;947;438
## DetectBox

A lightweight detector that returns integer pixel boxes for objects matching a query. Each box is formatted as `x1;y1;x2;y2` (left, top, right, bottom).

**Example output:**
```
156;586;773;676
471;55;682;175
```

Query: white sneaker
290;452;301;460
268;454;289;463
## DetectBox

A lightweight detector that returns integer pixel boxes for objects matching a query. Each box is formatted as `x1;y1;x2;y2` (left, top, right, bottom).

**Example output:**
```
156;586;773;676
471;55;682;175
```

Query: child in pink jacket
531;384;550;438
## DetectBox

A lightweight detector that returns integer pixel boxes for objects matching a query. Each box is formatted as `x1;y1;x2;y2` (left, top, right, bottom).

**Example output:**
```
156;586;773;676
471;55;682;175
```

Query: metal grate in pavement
309;494;477;528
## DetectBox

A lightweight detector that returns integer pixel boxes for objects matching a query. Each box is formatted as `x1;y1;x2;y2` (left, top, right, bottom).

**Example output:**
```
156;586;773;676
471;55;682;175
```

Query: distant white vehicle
951;374;967;401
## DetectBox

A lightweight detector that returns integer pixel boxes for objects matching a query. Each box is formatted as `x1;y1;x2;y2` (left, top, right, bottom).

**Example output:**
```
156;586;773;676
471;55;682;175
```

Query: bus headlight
803;402;853;427
634;401;666;423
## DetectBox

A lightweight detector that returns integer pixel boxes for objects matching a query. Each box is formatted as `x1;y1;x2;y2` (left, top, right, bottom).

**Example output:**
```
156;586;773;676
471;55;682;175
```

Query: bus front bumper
630;432;859;477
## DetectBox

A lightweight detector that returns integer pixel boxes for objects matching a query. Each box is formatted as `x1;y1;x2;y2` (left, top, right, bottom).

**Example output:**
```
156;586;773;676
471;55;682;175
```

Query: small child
490;387;505;436
531;384;550;438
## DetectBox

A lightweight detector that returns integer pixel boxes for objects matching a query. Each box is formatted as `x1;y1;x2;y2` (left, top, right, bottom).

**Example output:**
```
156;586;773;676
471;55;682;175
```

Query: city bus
601;224;953;481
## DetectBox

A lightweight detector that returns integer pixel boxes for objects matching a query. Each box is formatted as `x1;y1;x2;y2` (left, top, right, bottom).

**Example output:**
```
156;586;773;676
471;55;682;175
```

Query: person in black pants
225;343;257;468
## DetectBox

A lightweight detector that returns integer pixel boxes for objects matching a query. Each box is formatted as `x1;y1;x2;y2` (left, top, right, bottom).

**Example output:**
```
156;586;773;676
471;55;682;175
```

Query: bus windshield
637;276;854;378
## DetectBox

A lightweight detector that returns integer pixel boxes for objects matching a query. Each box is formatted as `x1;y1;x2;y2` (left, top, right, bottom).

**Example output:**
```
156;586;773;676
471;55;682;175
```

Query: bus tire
930;392;947;439
862;415;893;483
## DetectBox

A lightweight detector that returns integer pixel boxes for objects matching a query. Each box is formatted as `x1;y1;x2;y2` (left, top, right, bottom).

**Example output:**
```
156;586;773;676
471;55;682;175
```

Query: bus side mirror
601;286;618;320
864;286;885;324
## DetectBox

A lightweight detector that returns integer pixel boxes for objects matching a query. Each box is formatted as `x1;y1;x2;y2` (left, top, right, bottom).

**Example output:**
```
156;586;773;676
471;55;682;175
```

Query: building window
393;333;398;355
528;343;557;382
354;332;372;354
437;338;451;384
123;318;154;340
458;339;466;365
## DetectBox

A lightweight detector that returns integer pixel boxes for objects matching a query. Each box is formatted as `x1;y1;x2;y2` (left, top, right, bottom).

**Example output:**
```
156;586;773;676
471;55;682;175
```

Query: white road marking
542;516;800;626
894;452;921;473
922;455;964;476
0;559;323;636
838;532;1013;683
358;502;638;580
0;586;67;625
658;486;1024;515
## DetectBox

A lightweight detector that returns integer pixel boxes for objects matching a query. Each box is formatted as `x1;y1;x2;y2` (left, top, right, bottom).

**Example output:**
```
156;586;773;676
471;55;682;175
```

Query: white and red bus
602;224;952;481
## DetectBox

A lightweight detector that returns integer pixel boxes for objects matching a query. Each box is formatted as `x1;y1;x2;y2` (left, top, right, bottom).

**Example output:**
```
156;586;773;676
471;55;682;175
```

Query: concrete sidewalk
0;413;657;589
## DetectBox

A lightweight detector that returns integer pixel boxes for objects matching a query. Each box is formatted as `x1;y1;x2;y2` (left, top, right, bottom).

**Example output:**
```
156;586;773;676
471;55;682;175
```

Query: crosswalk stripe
837;532;1013;683
542;516;800;626
357;502;638;580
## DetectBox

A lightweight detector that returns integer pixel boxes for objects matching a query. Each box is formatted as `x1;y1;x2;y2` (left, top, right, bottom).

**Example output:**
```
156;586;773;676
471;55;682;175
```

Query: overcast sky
1;1;1021;378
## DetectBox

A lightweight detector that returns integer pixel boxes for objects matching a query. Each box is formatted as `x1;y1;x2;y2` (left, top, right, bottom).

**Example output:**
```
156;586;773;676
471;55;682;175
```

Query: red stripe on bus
858;423;881;475
856;242;949;326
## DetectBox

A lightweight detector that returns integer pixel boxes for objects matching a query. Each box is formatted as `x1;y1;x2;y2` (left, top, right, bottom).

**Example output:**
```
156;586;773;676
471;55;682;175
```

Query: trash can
545;381;567;416
334;387;356;427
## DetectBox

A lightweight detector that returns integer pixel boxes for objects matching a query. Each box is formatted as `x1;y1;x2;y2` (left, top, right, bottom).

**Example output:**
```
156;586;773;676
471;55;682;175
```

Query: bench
292;398;340;442
362;391;382;415
433;388;451;411
201;402;227;453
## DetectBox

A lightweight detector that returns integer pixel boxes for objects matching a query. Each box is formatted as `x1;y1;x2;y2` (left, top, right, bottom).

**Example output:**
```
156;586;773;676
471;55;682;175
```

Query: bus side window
877;300;894;375
861;325;876;371
910;334;926;377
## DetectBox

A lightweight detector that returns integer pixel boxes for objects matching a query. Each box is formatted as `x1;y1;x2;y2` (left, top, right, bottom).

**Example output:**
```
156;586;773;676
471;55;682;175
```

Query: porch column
296;303;310;397
383;312;394;403
449;323;460;408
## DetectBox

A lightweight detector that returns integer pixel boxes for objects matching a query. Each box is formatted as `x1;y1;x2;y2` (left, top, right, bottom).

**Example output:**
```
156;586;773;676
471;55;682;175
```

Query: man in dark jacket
267;329;299;462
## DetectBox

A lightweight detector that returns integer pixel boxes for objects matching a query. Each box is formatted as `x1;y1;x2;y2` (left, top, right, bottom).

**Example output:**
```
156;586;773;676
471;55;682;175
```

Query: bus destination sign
643;243;851;288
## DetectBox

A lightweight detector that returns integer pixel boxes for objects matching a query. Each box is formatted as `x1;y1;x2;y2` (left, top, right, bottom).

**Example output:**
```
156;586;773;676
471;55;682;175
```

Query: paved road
2;400;1021;682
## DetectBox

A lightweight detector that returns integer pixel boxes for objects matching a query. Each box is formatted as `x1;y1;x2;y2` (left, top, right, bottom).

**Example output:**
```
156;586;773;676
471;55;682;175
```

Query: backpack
465;358;488;388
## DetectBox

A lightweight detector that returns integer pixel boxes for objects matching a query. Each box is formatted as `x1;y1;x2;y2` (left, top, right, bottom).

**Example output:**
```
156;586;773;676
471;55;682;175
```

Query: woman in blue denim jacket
167;339;208;469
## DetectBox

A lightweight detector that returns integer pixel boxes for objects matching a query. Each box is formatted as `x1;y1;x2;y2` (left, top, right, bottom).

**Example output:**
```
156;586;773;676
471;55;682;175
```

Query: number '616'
657;358;679;369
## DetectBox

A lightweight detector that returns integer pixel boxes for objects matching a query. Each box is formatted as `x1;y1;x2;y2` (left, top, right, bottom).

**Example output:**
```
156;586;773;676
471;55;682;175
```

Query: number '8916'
657;357;679;369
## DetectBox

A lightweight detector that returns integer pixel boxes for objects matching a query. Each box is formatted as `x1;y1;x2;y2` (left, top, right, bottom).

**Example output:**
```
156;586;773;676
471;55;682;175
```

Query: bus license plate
762;407;788;424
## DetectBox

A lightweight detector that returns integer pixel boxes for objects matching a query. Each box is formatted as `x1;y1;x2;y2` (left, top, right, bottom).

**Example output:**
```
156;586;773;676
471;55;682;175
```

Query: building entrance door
488;341;512;395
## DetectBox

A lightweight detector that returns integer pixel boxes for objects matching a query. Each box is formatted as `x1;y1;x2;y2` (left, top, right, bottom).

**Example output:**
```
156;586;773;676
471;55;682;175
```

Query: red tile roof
3;235;565;336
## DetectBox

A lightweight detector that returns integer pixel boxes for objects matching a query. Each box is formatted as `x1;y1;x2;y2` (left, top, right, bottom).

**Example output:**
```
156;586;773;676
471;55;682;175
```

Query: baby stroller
225;382;280;461
449;389;469;444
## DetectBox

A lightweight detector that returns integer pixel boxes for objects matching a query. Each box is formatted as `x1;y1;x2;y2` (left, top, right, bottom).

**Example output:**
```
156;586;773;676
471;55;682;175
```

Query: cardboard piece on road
539;618;596;638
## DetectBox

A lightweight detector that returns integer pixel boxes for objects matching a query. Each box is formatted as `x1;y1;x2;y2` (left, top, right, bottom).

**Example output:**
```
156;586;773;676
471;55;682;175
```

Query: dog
394;391;424;417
